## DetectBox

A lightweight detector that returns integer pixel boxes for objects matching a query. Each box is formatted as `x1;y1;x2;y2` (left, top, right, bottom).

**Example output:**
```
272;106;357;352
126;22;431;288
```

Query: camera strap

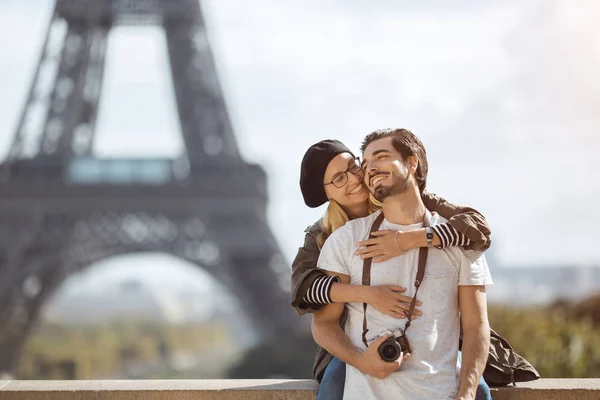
361;210;431;348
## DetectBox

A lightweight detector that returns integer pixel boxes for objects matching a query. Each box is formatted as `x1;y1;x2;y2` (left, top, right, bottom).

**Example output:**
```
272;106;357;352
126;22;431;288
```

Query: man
312;128;493;400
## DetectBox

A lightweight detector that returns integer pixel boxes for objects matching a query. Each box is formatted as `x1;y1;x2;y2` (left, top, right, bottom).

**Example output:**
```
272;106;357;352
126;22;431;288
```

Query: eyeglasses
324;157;363;189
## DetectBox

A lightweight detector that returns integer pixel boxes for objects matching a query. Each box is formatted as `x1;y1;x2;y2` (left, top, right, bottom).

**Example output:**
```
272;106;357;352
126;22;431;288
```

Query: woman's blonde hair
317;194;382;249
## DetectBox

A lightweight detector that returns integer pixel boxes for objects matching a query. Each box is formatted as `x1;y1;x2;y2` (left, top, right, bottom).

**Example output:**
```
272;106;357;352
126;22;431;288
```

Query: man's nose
365;163;378;177
363;167;376;184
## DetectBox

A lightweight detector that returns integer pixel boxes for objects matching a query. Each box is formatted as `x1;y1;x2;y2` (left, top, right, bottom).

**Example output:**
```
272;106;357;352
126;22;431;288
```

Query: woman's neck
343;201;370;220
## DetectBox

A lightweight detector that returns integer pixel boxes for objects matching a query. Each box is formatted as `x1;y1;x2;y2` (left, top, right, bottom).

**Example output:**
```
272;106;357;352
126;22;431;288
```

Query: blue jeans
316;356;345;400
317;355;491;400
475;377;492;400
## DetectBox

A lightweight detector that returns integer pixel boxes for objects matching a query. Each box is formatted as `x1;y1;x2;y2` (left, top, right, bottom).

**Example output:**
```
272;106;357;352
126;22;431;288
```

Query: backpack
460;328;540;386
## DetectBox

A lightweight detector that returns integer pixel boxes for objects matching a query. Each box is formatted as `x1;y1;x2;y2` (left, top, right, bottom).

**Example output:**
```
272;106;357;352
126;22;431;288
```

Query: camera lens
378;340;400;362
382;345;397;359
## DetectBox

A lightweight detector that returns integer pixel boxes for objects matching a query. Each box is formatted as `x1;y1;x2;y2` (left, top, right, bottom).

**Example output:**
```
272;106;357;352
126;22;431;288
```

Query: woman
291;139;492;400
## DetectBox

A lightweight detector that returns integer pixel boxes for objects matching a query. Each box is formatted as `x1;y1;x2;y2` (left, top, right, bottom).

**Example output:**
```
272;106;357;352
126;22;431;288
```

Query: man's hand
356;230;407;262
365;285;423;320
355;333;411;379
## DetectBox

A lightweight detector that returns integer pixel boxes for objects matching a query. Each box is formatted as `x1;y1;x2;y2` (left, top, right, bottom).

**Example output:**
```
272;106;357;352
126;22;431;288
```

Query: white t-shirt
317;210;493;400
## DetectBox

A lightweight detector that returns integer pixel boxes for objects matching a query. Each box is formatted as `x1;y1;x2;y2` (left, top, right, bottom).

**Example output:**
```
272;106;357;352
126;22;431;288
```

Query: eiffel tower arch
0;0;299;375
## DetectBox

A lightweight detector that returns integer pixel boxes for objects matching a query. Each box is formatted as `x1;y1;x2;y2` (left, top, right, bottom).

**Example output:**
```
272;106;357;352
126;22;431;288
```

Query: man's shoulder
439;238;487;268
429;211;448;226
345;211;383;235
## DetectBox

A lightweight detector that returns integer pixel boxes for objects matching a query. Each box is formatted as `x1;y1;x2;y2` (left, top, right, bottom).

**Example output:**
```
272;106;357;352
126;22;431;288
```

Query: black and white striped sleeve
302;275;340;305
432;222;472;249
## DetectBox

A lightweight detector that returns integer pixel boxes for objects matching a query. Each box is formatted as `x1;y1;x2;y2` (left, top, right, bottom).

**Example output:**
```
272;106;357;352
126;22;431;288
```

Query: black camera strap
361;210;431;348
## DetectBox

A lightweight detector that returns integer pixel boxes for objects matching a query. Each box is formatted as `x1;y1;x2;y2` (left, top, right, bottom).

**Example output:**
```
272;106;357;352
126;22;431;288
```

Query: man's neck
381;186;426;225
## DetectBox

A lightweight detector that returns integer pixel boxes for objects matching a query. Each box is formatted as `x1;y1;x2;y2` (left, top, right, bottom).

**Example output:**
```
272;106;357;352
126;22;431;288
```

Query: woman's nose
348;170;361;185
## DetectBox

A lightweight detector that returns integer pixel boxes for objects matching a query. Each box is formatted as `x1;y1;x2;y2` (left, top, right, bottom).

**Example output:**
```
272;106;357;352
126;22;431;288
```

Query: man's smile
370;174;388;186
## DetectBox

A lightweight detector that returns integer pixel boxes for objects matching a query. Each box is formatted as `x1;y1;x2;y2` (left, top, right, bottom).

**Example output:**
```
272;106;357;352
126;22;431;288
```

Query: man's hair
360;128;428;193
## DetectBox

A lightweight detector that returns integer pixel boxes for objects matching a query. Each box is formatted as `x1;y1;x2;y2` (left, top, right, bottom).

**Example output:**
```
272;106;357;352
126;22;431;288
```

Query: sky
1;0;599;297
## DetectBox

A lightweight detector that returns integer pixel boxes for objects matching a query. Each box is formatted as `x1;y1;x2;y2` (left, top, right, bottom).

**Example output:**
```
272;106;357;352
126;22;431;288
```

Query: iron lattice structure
0;0;298;375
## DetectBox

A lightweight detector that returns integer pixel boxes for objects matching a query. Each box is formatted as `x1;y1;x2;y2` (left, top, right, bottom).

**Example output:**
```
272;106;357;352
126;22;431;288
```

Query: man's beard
372;173;410;202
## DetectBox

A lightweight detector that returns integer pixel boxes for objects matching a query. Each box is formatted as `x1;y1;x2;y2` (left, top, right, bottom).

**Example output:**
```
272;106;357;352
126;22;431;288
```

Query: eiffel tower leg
0;256;64;376
226;254;297;340
67;26;108;157
45;24;109;158
209;211;299;340
164;7;240;162
7;10;109;162
7;12;64;161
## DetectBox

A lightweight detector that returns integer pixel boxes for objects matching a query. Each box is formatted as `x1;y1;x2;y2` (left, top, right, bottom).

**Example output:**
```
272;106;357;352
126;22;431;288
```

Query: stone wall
1;379;599;400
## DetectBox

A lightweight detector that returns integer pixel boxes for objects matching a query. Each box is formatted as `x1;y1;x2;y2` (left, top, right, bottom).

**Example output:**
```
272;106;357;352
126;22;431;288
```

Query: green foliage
18;321;230;379
18;294;600;379
227;333;317;379
489;299;600;378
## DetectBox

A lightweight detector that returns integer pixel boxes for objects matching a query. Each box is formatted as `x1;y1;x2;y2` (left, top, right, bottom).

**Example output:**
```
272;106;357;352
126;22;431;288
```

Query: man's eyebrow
372;149;391;157
361;149;391;168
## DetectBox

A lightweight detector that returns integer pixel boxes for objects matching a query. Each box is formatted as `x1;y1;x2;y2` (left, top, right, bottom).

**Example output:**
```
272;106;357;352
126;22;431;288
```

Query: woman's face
323;152;370;209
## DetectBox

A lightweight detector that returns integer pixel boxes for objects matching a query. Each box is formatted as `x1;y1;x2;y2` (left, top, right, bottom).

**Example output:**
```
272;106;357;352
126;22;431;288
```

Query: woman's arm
355;192;492;263
290;226;330;314
422;191;491;251
291;224;420;318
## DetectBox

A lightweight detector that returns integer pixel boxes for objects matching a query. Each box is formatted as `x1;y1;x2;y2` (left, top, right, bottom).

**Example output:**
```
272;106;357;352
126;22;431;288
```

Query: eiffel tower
0;0;298;375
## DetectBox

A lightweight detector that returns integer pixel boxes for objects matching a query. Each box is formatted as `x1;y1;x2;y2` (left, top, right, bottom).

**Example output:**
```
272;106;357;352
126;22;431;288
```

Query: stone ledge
0;379;599;400
490;378;600;400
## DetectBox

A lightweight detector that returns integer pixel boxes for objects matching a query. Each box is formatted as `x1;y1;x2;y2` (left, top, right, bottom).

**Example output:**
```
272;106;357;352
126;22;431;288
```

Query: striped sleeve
432;222;471;249
302;275;340;305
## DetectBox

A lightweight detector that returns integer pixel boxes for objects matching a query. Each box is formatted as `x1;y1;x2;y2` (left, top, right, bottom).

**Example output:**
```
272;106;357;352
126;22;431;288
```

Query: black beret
300;139;354;208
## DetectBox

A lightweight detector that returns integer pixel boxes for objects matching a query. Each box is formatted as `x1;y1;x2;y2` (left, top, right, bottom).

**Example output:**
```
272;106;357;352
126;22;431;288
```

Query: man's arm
422;192;492;251
311;273;362;366
457;285;490;400
312;272;409;379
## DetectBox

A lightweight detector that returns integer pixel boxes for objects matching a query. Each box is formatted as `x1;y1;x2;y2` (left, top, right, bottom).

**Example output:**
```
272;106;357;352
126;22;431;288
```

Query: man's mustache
368;172;389;185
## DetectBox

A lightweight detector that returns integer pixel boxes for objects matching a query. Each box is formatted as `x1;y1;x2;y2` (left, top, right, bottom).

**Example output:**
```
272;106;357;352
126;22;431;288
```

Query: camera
377;329;412;362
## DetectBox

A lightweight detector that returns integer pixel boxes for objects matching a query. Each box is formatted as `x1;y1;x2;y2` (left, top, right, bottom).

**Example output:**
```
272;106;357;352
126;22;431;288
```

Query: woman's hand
364;285;422;320
355;230;409;263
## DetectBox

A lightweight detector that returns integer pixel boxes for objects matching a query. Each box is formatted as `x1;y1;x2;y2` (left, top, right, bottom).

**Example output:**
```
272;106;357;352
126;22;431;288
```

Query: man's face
361;137;413;202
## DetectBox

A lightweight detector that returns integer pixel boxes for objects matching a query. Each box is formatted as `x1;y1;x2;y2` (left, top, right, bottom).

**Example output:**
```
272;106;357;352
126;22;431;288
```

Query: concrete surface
0;379;599;399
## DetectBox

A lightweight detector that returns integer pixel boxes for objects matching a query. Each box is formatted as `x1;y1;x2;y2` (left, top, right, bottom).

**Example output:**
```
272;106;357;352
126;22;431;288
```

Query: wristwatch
425;227;434;247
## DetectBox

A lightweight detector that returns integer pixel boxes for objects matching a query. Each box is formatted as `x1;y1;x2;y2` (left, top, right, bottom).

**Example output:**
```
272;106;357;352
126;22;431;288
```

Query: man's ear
407;155;418;172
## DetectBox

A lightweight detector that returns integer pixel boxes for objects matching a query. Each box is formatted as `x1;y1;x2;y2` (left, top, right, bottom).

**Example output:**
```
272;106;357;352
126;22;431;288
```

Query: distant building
488;264;600;305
